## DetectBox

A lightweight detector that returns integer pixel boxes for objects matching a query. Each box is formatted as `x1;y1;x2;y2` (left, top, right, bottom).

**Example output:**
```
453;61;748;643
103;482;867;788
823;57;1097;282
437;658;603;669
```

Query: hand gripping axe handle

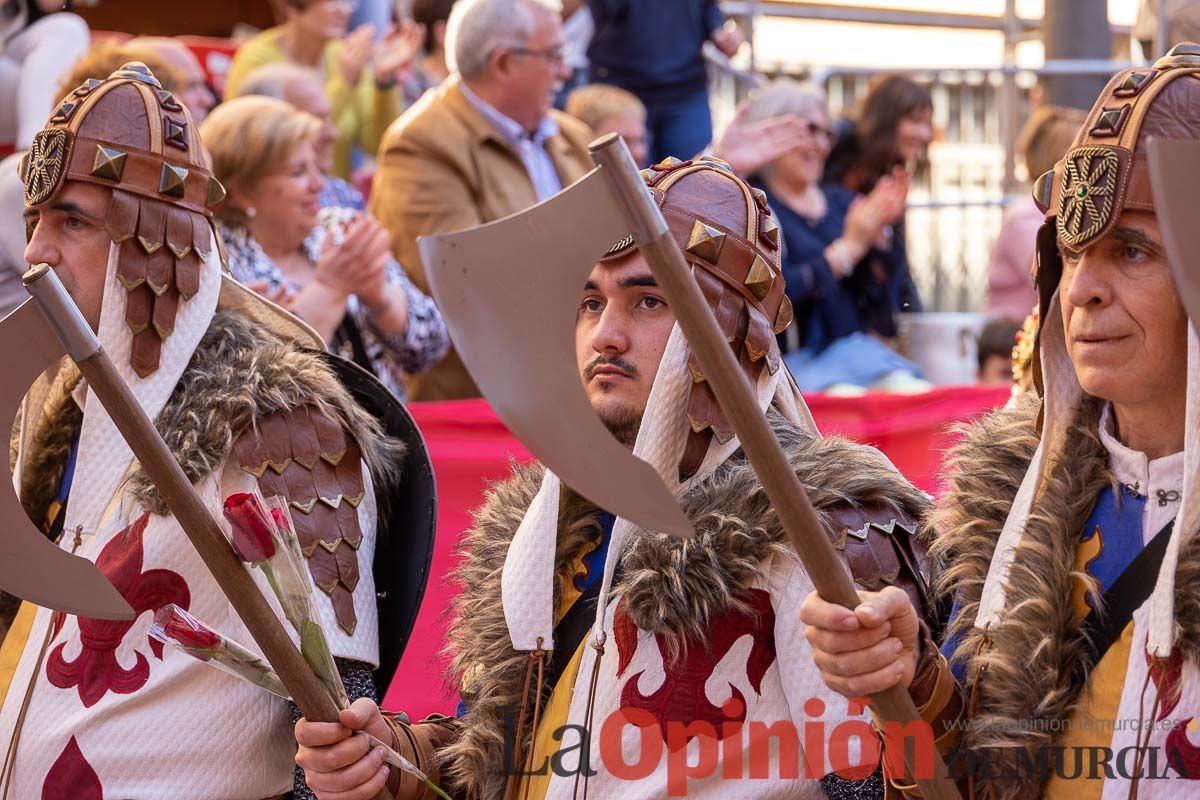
589;135;961;800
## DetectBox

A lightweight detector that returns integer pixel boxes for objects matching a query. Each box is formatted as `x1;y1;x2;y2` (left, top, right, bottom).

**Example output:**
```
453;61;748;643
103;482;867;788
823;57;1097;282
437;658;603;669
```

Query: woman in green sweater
225;0;424;179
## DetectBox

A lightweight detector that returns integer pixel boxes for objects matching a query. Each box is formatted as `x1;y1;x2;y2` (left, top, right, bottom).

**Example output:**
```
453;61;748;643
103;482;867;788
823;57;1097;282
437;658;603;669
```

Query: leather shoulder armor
233;406;367;635
825;504;934;626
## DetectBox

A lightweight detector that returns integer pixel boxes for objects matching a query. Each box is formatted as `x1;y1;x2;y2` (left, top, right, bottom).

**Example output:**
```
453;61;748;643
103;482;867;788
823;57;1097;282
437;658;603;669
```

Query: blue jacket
586;0;724;102
755;180;912;353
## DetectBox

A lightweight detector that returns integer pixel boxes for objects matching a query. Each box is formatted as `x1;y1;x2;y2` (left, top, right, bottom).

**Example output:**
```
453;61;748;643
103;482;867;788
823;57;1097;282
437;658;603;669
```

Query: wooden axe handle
23;265;394;800
588;137;961;800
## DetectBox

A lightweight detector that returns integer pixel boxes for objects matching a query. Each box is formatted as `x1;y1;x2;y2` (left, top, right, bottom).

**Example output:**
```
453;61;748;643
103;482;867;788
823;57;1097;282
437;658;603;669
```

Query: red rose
223;492;277;563
155;605;221;650
270;507;292;534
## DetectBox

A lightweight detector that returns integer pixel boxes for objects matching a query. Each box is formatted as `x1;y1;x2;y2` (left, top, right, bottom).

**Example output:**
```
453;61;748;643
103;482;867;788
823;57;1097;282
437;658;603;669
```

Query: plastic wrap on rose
264;495;312;590
223;490;348;706
222;491;277;563
149;604;289;698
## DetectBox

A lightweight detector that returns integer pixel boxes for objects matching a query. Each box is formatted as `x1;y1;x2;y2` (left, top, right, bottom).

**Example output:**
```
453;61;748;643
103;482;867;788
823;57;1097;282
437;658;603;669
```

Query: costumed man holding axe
0;63;428;799
296;157;939;799
802;45;1200;798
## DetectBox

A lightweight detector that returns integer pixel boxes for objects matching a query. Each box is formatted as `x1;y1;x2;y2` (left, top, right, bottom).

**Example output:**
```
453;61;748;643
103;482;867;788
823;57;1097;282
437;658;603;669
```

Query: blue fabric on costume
939;484;1147;683
456;512;616;718
784;332;922;392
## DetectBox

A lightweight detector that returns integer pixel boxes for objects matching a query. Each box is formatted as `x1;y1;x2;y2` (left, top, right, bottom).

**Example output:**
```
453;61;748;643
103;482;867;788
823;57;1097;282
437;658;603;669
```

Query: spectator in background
371;0;593;400
565;82;647;165
825;74;933;193
202;96;450;401
127;36;217;123
556;0;592;107
0;0;88;152
1134;0;1200;59
825;75;932;317
236;62;365;211
587;0;742;163
986;104;1086;319
976;316;1020;386
0;42;184;317
745;80;925;393
224;0;424;180
405;0;457;104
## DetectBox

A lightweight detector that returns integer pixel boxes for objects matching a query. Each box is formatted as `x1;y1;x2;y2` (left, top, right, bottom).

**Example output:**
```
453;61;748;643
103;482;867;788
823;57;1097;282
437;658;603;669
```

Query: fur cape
439;415;933;800
928;393;1200;799
5;309;402;636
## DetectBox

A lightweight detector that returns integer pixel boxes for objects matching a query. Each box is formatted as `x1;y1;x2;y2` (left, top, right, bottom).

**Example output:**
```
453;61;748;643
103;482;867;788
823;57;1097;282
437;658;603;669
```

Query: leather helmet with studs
20;62;227;378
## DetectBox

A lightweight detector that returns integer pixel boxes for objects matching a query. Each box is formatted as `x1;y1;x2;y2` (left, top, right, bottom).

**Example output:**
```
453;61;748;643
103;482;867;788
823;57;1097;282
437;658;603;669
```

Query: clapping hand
246;279;296;310
336;24;377;87
710;23;745;58
844;167;911;254
712;106;811;176
373;20;425;86
871;166;910;227
313;214;391;308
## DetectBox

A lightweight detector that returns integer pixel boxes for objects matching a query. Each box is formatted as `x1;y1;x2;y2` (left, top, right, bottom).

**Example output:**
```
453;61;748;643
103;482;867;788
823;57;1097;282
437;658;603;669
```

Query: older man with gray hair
233;61;366;211
369;0;595;401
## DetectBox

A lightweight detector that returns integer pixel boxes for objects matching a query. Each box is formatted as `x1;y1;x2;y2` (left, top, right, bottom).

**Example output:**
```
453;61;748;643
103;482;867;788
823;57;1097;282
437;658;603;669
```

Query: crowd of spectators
0;0;1089;396
202;96;450;401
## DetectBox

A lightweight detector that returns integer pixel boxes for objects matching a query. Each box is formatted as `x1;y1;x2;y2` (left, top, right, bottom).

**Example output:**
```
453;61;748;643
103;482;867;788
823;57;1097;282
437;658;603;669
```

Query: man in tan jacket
371;0;594;400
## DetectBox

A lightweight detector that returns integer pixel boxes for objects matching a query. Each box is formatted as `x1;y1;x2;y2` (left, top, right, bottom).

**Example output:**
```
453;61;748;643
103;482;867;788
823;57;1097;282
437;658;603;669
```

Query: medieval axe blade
1147;138;1200;324
419;168;693;538
0;299;133;619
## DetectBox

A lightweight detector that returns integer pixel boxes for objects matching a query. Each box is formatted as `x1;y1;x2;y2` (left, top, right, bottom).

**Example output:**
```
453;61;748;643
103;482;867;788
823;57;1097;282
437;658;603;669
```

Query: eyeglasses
509;45;567;66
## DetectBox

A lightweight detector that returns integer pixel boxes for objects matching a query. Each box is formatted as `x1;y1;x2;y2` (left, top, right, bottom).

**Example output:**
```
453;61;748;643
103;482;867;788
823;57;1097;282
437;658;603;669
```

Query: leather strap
878;631;966;799
1079;519;1175;667
65;135;214;215
382;714;458;800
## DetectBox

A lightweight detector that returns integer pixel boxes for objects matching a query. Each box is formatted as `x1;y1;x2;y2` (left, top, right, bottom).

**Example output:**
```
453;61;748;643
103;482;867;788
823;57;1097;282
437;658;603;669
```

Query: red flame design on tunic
1146;647;1200;779
41;736;103;800
45;514;190;708
614;589;776;750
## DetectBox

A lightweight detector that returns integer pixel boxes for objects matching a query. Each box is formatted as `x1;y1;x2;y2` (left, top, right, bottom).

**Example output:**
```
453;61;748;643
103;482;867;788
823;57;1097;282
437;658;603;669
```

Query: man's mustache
584;354;638;380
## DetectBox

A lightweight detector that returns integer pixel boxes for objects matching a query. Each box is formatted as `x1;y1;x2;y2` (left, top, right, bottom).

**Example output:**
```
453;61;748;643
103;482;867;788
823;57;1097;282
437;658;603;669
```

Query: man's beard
583;353;644;446
597;404;643;447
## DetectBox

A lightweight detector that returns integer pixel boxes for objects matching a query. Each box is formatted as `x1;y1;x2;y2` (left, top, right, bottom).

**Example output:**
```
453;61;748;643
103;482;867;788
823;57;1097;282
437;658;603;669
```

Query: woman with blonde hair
201;96;449;401
565;82;648;166
224;0;425;179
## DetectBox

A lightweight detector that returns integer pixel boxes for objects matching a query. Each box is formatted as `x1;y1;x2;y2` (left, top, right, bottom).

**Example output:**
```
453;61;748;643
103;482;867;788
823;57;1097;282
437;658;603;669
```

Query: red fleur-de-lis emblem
42;736;103;800
45;514;190;707
614;589;777;750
